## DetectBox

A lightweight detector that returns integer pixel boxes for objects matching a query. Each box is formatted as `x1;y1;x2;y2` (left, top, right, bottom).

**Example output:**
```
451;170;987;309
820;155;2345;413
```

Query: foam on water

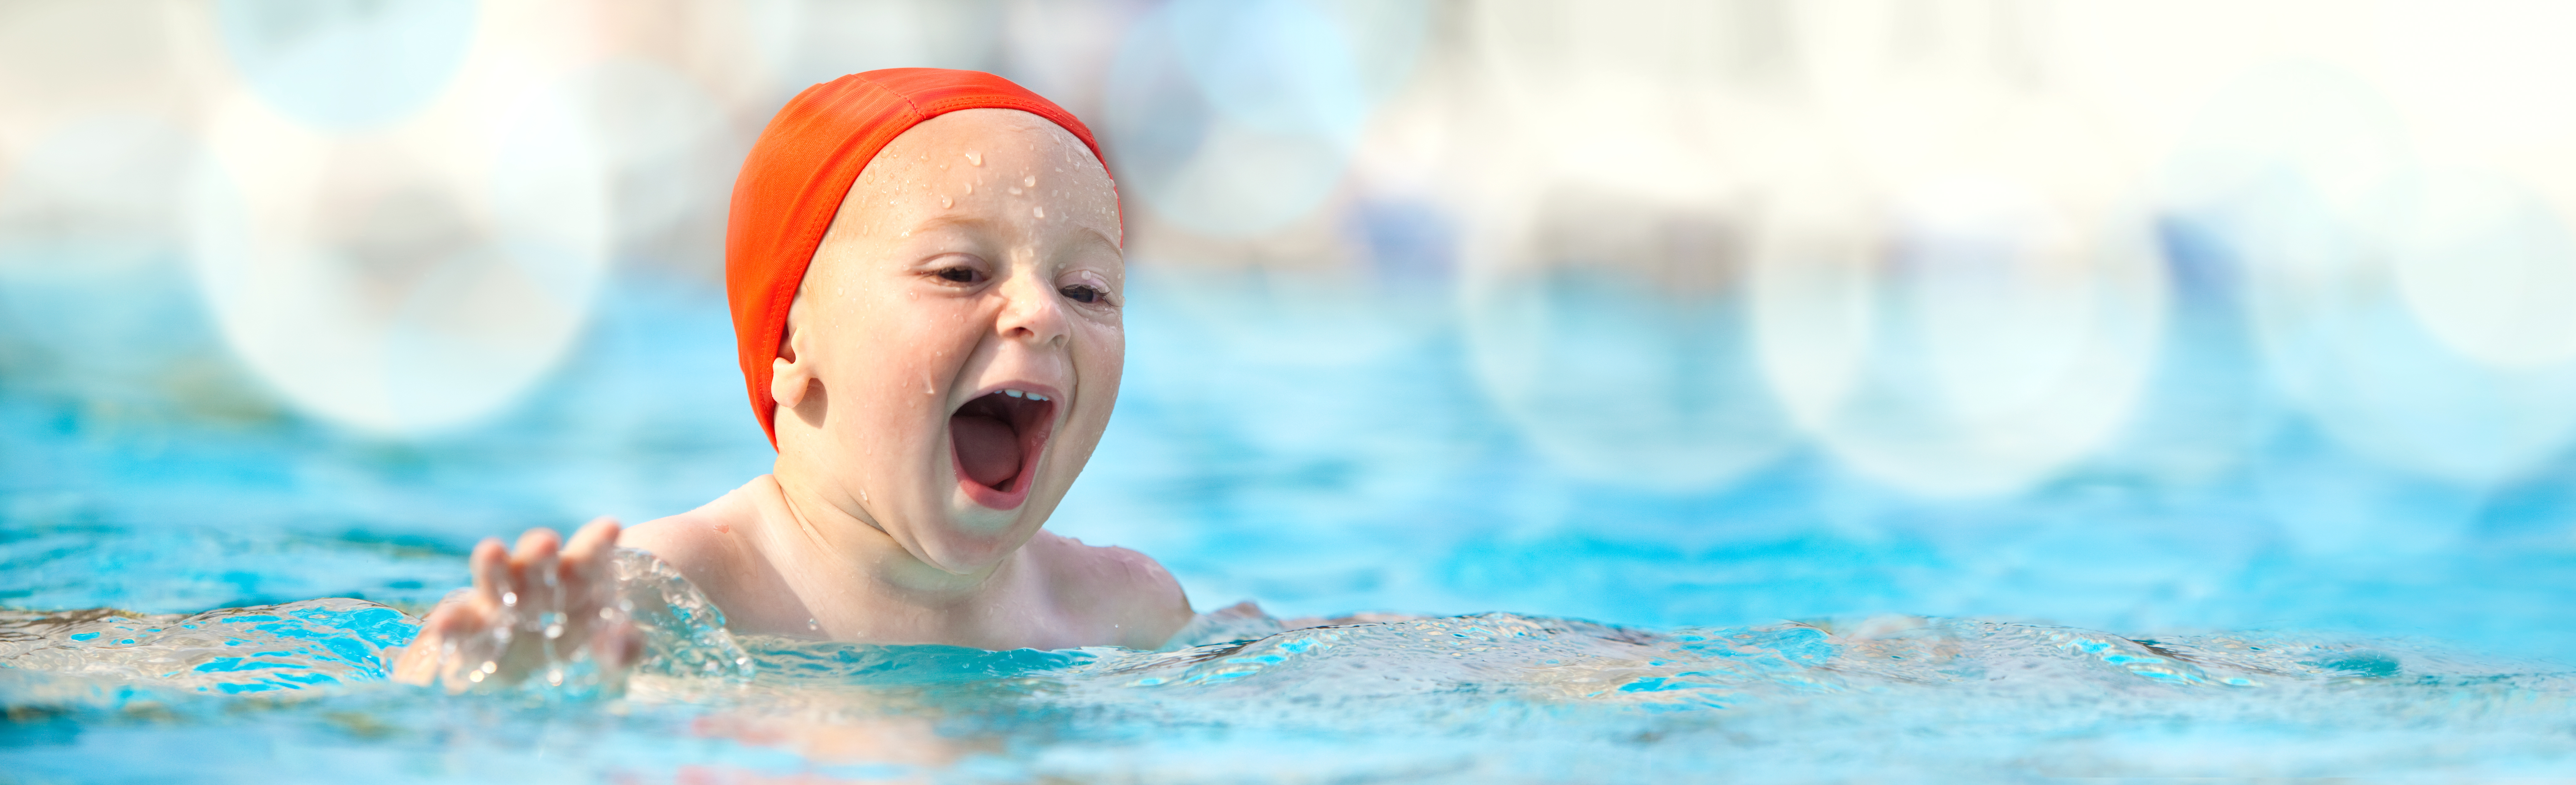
7;554;2575;781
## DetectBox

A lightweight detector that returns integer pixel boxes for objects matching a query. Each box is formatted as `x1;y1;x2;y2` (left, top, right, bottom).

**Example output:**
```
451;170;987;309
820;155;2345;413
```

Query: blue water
8;266;2576;780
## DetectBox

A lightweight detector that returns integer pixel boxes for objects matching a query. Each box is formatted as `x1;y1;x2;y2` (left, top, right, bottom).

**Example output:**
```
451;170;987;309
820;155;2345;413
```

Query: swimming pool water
10;585;2576;781
7;268;2576;781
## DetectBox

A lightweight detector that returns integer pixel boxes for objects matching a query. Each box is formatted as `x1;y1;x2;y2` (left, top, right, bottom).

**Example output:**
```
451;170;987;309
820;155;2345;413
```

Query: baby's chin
903;508;1038;574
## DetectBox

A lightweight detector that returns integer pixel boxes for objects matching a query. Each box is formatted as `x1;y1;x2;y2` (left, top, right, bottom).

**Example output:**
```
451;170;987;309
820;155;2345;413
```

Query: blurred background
4;0;2575;659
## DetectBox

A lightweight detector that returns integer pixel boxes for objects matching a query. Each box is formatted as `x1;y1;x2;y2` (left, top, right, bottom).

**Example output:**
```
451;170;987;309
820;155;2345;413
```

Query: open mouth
948;387;1057;509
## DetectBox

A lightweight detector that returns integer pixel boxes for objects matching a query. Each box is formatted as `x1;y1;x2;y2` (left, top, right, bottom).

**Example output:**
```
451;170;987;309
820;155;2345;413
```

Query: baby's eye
1059;284;1105;304
936;267;983;284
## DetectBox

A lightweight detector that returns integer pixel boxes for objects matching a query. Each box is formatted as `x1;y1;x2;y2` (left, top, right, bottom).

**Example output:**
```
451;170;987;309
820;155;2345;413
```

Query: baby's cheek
1080;321;1125;380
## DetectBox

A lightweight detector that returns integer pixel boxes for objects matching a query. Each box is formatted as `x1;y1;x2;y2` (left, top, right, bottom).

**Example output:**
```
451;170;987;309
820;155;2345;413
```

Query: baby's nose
995;276;1069;345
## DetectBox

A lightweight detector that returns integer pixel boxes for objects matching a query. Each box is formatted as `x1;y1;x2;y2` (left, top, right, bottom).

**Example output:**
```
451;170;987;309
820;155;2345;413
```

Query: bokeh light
213;0;477;129
185;5;613;435
1105;0;1425;237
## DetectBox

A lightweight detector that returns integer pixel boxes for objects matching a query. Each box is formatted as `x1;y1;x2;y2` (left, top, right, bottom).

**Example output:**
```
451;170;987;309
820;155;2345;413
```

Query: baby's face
780;108;1123;574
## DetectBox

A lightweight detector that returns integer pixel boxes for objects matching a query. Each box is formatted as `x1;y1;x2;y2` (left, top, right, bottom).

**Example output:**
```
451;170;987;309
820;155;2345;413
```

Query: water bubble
501;591;517;607
480;660;498;674
546;668;564;687
964;151;982;166
808;618;820;631
545;622;564;639
598;607;616;620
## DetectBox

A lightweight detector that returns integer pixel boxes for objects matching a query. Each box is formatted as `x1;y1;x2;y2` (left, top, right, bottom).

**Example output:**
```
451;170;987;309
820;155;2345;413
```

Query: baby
393;69;1192;685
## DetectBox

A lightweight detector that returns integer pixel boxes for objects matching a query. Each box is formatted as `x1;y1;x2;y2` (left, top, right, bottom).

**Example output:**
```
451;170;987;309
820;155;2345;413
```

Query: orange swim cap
725;69;1109;449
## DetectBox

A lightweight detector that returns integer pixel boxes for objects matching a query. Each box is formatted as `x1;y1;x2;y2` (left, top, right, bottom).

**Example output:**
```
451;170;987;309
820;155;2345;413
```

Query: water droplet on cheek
965;182;973;194
941;195;953;209
1023;175;1036;188
1034;206;1045;218
964;151;982;166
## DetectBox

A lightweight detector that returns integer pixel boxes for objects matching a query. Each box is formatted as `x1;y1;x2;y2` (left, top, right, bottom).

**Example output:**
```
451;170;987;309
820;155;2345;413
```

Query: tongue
950;413;1022;488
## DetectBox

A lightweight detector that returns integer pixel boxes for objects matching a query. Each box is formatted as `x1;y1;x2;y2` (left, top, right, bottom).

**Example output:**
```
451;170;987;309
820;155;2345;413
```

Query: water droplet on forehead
964;151;982;166
1023;175;1036;188
1034;206;1045;218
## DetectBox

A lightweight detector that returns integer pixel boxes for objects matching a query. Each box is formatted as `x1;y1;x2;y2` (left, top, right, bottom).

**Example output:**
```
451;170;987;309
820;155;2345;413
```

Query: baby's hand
390;517;644;691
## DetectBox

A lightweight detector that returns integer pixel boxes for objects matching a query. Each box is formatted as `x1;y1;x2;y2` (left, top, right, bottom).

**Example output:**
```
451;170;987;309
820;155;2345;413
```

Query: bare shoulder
617;479;767;586
1026;532;1193;650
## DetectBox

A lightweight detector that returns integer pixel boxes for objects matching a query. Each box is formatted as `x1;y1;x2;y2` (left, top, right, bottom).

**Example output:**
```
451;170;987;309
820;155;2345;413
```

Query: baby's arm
389;517;643;689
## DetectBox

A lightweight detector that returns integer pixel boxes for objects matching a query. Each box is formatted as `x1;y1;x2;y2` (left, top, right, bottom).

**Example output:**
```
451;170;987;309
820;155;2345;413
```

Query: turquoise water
7;267;2576;781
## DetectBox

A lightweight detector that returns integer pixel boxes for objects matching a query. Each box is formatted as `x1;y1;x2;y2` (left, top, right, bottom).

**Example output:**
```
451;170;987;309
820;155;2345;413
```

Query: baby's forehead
814;107;1123;264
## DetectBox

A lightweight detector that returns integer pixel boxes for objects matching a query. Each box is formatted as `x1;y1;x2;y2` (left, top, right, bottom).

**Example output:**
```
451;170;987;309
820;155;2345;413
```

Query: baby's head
727;71;1123;576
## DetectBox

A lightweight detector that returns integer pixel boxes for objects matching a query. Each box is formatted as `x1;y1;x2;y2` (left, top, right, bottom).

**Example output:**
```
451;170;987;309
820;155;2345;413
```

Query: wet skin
394;109;1190;687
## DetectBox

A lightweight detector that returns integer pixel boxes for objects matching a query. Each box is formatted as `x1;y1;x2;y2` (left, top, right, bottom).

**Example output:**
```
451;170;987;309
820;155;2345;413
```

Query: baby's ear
770;323;815;410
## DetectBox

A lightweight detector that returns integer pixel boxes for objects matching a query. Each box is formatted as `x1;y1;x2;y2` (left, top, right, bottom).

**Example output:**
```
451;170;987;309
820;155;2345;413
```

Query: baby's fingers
418;596;480;640
562;517;623;583
468;538;512;608
507;528;563;600
510;527;562;568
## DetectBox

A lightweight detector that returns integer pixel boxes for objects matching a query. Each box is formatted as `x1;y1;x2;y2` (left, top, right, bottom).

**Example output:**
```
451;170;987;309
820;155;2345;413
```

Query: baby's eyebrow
1065;225;1122;258
899;213;995;235
904;212;1121;262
